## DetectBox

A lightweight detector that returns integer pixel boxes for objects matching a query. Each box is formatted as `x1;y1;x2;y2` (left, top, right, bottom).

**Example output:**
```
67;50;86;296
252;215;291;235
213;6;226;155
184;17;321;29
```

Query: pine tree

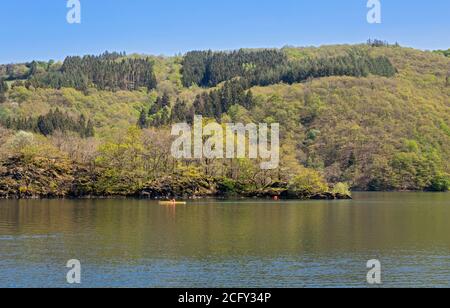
0;78;8;103
138;109;148;129
161;93;171;108
30;53;157;91
150;97;162;115
85;120;95;137
243;90;254;110
78;114;86;133
37;116;54;136
171;99;188;123
1;109;95;138
160;107;170;126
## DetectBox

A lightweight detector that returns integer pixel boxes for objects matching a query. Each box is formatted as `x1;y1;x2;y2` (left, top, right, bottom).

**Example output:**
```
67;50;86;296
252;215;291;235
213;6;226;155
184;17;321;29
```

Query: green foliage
182;49;287;87
2;109;94;137
288;169;329;198
170;99;189;123
0;62;33;81
249;45;449;191
0;44;448;196
138;79;256;127
428;174;449;192
3;131;66;162
280;52;396;85
216;177;239;194
302;94;326;125
176;164;204;179
367;39;399;48
5;131;36;155
0;78;7;103
149;93;171;115
28;52;157;91
95;127;146;194
389;149;442;191
190;80;254;121
433;49;450;57
138;93;175;128
137;109;147;129
332;182;351;196
182;48;396;89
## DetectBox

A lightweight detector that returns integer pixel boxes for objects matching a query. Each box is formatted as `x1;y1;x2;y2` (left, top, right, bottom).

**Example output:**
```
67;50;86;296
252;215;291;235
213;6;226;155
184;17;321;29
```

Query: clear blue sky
0;0;449;63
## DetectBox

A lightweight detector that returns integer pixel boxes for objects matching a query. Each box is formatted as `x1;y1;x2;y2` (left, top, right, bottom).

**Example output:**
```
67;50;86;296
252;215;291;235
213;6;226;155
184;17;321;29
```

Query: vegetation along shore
0;42;449;199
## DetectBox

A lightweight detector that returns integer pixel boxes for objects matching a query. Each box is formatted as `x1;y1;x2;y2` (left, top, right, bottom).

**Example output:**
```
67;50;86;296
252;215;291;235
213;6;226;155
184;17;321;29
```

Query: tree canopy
182;48;397;89
22;52;157;92
2;109;94;138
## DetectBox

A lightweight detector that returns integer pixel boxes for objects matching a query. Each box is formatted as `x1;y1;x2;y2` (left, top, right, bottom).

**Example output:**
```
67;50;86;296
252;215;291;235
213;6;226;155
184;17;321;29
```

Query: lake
0;192;449;288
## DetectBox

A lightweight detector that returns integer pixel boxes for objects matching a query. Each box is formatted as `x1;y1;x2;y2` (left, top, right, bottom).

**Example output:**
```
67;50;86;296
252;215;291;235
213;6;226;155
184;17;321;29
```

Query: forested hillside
0;43;449;198
182;48;396;88
1;52;157;92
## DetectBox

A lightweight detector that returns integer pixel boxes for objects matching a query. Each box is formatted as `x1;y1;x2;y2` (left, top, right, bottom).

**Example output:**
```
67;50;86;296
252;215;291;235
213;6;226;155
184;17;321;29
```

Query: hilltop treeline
182;49;397;88
182;49;287;87
1;48;396;95
366;39;400;48
0;62;35;81
434;49;450;57
1;52;157;92
28;52;157;91
278;53;396;84
2;109;94;137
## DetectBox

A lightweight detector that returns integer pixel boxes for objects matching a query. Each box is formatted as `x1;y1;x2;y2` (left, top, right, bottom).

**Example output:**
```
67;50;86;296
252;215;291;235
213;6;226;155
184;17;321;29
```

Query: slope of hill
251;46;450;190
0;44;448;197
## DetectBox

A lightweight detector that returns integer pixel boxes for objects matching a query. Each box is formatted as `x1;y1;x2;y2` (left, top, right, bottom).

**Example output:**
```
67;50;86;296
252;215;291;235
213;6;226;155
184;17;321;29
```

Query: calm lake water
0;192;449;288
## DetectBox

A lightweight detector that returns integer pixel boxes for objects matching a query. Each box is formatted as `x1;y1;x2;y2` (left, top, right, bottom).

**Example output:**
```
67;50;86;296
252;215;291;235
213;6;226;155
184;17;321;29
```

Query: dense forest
0;43;449;198
182;49;287;87
182;48;397;89
139;80;255;127
2;52;157;92
1;109;94;138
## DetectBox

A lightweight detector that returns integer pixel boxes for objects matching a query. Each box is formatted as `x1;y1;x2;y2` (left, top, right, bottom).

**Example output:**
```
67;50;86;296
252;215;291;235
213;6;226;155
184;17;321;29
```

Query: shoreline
0;193;353;201
2;190;447;201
